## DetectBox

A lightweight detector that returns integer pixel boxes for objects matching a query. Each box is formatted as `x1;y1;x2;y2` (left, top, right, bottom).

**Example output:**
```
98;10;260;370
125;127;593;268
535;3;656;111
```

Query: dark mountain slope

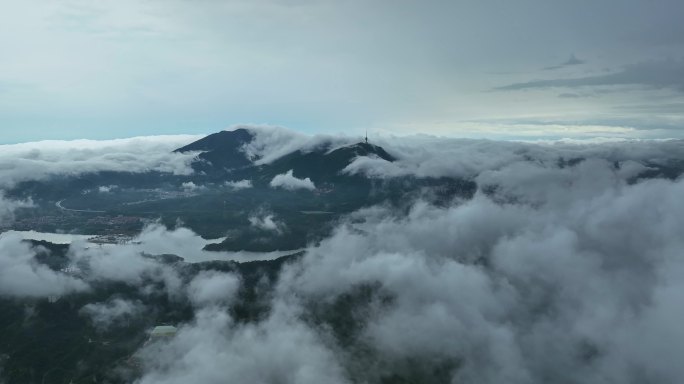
246;142;396;185
173;129;396;185
174;129;255;171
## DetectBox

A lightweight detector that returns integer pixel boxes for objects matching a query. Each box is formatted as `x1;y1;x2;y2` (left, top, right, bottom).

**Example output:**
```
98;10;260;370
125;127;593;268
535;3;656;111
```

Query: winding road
56;199;106;214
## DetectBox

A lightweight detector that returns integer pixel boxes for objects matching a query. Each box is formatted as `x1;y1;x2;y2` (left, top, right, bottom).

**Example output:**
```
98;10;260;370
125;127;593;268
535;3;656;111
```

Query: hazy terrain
2;127;684;383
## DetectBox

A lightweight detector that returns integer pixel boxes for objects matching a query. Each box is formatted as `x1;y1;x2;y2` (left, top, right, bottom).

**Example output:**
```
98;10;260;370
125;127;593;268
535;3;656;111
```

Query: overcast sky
1;0;684;143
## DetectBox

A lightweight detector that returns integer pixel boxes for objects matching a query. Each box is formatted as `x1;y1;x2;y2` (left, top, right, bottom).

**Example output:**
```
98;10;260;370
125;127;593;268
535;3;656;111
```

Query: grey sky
496;59;684;92
1;0;683;142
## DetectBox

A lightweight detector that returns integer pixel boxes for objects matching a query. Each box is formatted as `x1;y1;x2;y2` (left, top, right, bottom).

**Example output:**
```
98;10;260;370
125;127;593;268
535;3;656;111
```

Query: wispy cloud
497;59;684;92
543;54;585;70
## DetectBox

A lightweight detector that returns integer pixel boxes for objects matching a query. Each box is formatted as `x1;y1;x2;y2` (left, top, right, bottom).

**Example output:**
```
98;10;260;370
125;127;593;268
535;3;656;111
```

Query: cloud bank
0;135;200;188
0;233;89;299
70;223;290;265
136;304;347;384
135;155;684;383
346;135;684;180
2;127;683;192
2;129;684;382
239;125;354;165
230;125;684;180
270;170;316;191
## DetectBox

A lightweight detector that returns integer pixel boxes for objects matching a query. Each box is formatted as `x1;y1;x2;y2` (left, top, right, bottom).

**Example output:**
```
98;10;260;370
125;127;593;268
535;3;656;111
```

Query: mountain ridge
174;128;396;183
174;129;255;171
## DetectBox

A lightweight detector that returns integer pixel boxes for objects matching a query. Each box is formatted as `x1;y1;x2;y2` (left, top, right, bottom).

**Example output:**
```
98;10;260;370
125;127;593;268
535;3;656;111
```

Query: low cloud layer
3;130;684;382
3;127;683;191
346;135;684;180
0;221;290;300
187;271;241;308
0;135;200;188
270;169;316;191
229;125;684;179
71;223;291;265
81;298;146;331
0;233;88;299
239;126;355;165
136;155;684;383
136;304;347;384
0;193;34;224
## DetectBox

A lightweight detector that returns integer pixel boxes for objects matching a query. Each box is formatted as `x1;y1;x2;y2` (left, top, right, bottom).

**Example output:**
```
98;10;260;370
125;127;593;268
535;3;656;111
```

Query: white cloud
3;129;684;382
221;126;684;181
136;305;348;384
181;181;204;192
69;222;291;266
126;150;684;383
240;125;353;165
71;241;182;298
187;271;241;308
98;185;117;193
3;128;681;195
270;170;316;191
0;135;200;188
80;298;145;331
0;233;89;298
24;139;674;382
344;135;684;180
248;211;285;234
224;179;252;190
0;193;34;225
268;164;684;383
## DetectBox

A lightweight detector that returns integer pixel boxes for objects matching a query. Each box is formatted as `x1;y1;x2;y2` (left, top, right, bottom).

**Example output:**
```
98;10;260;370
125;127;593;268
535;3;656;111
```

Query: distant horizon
3;123;683;146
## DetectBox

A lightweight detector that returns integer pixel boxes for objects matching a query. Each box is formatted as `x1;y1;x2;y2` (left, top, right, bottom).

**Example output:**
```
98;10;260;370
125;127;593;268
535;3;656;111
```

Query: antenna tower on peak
365;129;368;144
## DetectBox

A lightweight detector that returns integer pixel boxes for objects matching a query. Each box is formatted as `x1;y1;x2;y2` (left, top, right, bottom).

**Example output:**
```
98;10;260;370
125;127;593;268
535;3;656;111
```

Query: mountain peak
172;129;396;180
174;128;253;153
329;141;396;162
174;129;255;170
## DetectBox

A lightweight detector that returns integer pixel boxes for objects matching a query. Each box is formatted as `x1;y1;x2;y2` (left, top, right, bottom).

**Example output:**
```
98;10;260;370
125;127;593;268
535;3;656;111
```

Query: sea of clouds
1;126;684;383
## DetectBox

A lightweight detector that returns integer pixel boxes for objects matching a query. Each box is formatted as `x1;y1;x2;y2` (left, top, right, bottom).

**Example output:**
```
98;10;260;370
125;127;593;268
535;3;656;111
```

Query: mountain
174;129;396;184
174;129;255;171
4;129;476;252
254;141;395;184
